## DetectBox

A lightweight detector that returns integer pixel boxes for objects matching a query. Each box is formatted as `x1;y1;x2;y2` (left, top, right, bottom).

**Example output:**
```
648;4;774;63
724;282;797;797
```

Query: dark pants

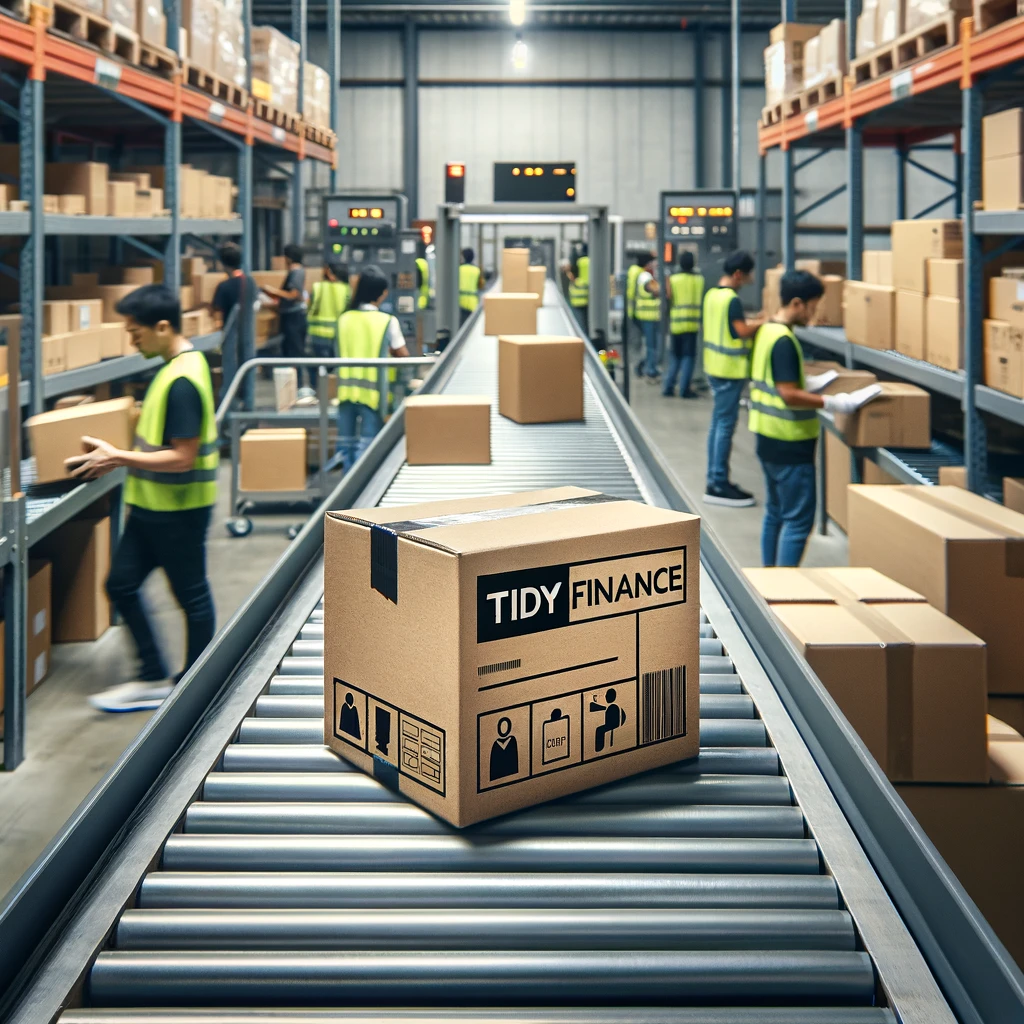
106;507;215;682
663;332;697;396
309;336;335;387
706;375;746;489
572;305;589;339
760;460;817;567
281;312;312;387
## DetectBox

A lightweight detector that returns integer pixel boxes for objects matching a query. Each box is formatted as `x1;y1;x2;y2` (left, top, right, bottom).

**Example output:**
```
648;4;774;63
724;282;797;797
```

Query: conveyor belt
13;285;963;1024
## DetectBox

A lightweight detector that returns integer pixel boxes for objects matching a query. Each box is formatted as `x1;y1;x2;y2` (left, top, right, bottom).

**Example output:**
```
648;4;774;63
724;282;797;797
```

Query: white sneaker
88;681;174;713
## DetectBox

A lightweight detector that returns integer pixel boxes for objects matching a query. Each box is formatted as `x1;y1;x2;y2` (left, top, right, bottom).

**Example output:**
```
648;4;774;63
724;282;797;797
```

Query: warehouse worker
262;243;308;381
459;248;483;327
66;285;218;713
567;243;590;336
634;251;662;381
336;264;409;471
662;251;704;399
415;254;430;310
624;253;644;374
211;242;257;410
307;258;349;382
750;270;880;567
703;250;762;508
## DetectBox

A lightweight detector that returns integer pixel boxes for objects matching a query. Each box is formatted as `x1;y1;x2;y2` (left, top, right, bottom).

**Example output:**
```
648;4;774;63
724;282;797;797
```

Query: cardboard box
240;429;307;492
804;360;877;396
484;294;538;337
847;484;1024;693
527;266;547;300
27;560;52;693
501;249;531;293
135;187;163;218
927;258;962;300
795;260;847;277
58;194;86;215
802;18;846;86
925;295;961;370
139;0;166;46
895;289;926;360
856;3;878;55
745;565;987;781
26;397;135;484
877;0;903;41
64;328;103;370
764;39;807;105
42;195;60;214
762;265;784;316
95;285;137;325
905;0;971;32
809;275;844;327
405;395;492;466
69;298;103;332
181;0;215;71
44;162;108;216
770;21;822;43
825;429;853;531
41;335;67;376
35;517;111;642
1004;477;1024;514
984;154;1024;212
96;322;125;360
843;281;894;349
984;319;1024;396
72;272;99;289
499;335;584;424
834;380;930;448
983;107;1024;161
43;300;70;336
938;465;967;487
891;219;964;294
107;180;136;218
121;266;155;286
273;367;298;412
323;486;701;827
990;276;1024;329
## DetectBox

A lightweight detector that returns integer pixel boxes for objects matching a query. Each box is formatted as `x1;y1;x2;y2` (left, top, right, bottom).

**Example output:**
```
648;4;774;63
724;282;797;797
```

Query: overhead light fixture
512;33;527;71
509;0;526;26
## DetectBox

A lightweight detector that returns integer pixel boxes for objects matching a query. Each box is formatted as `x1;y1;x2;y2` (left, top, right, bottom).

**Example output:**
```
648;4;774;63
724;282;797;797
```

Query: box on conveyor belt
843;281;894;349
745;565;987;782
936;465;967;487
498;335;584;424
847;484;1024;694
251;26;300;113
527;266;547;299
925;295;962;370
891;219;963;294
809;275;844;327
26;397;135;484
323;486;702;827
484;294;538;336
44;162;108;216
833;380;930;448
862;250;893;286
240;429;307;492
35;517;112;642
404;395;492;465
895;289;926;360
501;248;531;293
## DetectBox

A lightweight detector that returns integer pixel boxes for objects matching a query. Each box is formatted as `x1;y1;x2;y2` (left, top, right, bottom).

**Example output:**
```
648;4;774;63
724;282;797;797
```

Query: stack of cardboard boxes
985;270;1024;398
844;251;894;349
854;0;970;57
179;0;248;93
302;62;332;127
763;23;819;107
251;26;300;113
801;19;847;89
484;249;544;336
983;107;1024;212
126;164;235;219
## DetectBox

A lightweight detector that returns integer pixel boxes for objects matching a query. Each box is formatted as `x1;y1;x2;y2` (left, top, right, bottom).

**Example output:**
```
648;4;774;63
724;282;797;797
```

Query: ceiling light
509;0;526;26
512;34;527;71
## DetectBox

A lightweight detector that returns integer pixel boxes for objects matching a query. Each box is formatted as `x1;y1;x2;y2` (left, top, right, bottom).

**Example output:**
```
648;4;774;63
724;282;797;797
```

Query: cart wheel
286;524;301;540
226;517;253;538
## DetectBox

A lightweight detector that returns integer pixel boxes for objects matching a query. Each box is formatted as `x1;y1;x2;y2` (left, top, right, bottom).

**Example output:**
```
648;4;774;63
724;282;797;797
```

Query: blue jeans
663;331;697;396
706;375;747;489
336;401;383;472
760;460;817;567
640;320;660;377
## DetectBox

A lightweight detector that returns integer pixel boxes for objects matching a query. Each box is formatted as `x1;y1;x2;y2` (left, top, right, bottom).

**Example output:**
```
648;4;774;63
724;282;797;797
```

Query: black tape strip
370;524;399;603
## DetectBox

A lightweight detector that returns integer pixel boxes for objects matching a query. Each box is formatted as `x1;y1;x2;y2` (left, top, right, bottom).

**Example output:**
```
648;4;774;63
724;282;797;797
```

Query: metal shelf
180;219;244;236
0;211;29;235
975;384;1024;426
973;210;1024;234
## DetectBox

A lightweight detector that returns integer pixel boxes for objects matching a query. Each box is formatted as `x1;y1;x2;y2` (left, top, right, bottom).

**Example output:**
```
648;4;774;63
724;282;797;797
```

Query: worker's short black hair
218;242;242;270
636;251;656;266
679;251;695;272
326;259;348;282
577;243;588;256
283;243;304;265
115;284;181;333
462;247;475;263
349;264;388;308
723;250;755;275
780;269;825;306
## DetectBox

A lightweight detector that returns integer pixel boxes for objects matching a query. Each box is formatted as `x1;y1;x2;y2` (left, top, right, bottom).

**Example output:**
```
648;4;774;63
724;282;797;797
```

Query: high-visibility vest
415;258;429;310
307;280;349;339
748;322;819;442
125;349;219;512
337;308;395;411
669;271;704;334
569;255;590;308
625;264;642;319
702;286;751;379
634;272;660;322
459;263;481;311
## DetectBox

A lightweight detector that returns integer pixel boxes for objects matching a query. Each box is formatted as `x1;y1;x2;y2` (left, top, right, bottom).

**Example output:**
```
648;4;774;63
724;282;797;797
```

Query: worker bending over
702;250;761;508
459;248;484;327
68;285;219;712
633;251;662;382
663;251;704;399
750;270;880;566
335;265;409;471
567;243;590;337
307;259;350;380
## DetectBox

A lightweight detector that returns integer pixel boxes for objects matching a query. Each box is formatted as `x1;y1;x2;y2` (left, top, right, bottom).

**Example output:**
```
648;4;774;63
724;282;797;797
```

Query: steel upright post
403;22;419;220
756;154;767;297
720;33;732;188
291;0;307;246
846;125;863;282
19;77;42;415
694;23;705;188
328;0;341;192
731;0;741;197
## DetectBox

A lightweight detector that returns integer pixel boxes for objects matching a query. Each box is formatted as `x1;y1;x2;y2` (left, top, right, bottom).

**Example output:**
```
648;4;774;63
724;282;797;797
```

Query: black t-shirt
727;295;744;339
755;333;818;465
279;267;306;317
212;274;243;321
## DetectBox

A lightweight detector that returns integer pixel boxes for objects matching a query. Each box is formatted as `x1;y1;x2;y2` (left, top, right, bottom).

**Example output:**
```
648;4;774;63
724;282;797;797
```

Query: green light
361;227;369;236
371;228;378;236
332;243;342;253
340;226;348;235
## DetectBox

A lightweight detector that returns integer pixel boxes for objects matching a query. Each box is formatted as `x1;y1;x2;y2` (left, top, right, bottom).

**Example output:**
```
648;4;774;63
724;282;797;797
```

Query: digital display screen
668;205;733;218
349;207;384;219
662;191;737;242
494;162;577;202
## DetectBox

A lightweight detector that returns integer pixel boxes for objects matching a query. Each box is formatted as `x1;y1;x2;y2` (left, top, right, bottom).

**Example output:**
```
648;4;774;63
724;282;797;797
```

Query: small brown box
983;318;1024;397
891;219;963;294
990;276;1024;329
41;335;67;376
983;107;1024;161
43;300;70;337
804;360;877;396
58;194;86;215
938;466;968;488
499;335;584;424
240;428;307;492
404;395;492;465
835;380;931;448
64;328;103;370
35;517;112;642
26;397;135;484
927;258;963;300
107;180;136;218
983;154;1024;212
69;298;103;332
42;194;60;213
925;295;962;371
809;274;844;327
97;322;125;359
121;266;155;285
44;162;108;216
484;294;538;336
501;248;531;293
895;290;927;361
843;281;894;349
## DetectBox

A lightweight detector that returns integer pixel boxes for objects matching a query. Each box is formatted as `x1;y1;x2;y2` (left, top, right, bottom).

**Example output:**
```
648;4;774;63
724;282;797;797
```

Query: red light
328;218;338;227
447;163;465;178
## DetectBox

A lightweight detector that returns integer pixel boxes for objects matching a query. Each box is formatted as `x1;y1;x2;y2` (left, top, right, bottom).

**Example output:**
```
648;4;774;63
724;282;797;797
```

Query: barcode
477;659;522;677
640;666;685;744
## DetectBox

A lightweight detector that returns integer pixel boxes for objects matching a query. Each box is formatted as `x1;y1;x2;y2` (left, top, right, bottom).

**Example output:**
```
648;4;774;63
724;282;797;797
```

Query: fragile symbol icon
542;708;570;765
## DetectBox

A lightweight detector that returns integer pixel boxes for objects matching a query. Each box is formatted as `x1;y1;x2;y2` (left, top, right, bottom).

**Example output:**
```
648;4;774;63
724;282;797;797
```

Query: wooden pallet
184;62;248;110
254;97;300;133
49;0;140;62
761;101;784;127
139;38;178;76
0;0;29;21
303;121;337;149
800;72;844;111
974;0;1024;32
850;12;961;85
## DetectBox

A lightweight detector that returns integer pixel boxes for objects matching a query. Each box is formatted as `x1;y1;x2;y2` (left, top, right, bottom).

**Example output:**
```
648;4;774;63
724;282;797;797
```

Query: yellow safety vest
307;280;349;339
634;272;660;322
415;258;429;310
702;286;750;379
569;255;590;308
669;272;704;334
125;349;219;512
625;264;642;319
459;263;481;311
748;322;819;442
337;308;395;412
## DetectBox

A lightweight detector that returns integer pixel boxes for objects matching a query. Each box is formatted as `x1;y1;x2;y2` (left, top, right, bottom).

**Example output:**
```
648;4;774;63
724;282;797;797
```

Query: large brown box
983;107;1024;161
35;517;111;642
527;266;547;300
404;395;492;466
107;180;136;218
984;318;1024;396
847;484;1024;693
990;276;1024;329
895;289;926;360
240;429;307;492
41;336;67;376
26;397;135;484
983;154;1024;212
97;322;125;360
823;429;902;532
927;258;962;300
43;300;70;336
501;249;531;293
44;162;108;216
809;275;844;327
139;0;166;46
499;335;584;424
862;250;893;286
925;295;962;370
834;380;931;448
891;219;964;294
745;566;987;782
69;298;103;331
63;328;103;371
484;294;538;336
324;487;702;827
843;281;894;349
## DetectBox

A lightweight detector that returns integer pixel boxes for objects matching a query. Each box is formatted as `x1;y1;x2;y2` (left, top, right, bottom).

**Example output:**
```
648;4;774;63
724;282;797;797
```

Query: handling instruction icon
591;688;626;753
339;691;362;741
375;706;392;756
489;716;520;780
542;707;571;764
